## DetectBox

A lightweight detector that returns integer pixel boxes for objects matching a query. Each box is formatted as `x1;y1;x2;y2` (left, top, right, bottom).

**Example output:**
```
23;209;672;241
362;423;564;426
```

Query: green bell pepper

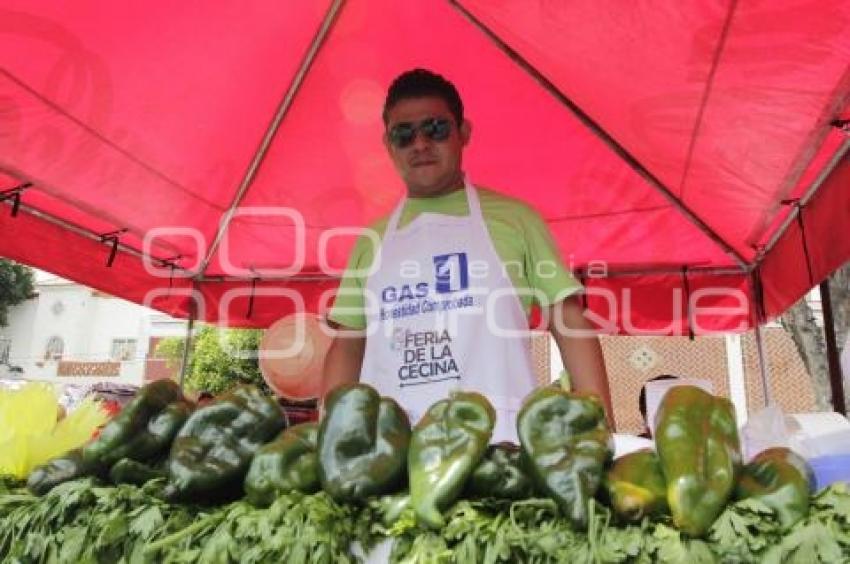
109;458;165;485
465;442;534;500
654;385;741;537
27;448;93;496
517;387;613;527
163;384;286;501
604;449;669;523
244;422;321;507
409;391;495;529
318;384;411;503
735;447;813;530
82;379;192;468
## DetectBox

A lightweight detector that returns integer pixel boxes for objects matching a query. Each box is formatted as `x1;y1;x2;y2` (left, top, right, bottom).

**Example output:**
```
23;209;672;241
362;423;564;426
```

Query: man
637;374;680;438
322;69;613;440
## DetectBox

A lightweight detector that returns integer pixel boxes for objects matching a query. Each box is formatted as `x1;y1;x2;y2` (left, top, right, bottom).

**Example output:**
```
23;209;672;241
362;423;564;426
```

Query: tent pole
178;314;195;389
749;268;774;407
725;334;748;424
820;279;847;415
752;139;850;266
753;323;774;407
0;192;190;271
195;265;746;282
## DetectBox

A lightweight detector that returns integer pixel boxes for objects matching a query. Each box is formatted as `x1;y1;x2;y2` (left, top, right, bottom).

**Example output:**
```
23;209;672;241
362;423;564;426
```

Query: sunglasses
387;117;453;148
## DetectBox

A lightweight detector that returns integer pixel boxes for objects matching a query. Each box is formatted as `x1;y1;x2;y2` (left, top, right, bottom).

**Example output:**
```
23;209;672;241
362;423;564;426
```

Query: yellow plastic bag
0;383;108;478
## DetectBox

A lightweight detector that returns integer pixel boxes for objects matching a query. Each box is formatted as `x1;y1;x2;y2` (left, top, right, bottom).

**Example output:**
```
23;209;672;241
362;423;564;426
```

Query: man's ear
460;120;472;146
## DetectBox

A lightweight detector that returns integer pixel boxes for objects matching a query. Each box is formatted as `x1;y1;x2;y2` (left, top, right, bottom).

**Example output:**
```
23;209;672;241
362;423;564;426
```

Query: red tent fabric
1;1;849;334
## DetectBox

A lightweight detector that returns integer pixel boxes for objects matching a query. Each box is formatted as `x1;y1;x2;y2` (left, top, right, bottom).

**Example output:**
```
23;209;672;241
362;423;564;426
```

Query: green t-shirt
328;187;581;329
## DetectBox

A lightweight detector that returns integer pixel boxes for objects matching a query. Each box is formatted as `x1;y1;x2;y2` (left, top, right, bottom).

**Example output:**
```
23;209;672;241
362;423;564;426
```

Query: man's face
384;96;471;198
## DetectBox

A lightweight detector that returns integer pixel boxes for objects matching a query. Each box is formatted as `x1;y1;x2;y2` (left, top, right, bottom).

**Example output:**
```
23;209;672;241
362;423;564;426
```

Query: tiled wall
530;328;817;434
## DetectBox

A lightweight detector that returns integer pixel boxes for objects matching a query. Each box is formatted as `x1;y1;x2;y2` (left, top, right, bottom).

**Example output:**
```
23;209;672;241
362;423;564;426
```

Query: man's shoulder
477;186;545;224
349;209;390;246
343;216;388;264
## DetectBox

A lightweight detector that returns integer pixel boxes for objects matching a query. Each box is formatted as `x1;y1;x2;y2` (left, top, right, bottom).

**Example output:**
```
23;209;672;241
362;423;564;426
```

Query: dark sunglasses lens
389;124;415;148
389;118;452;147
424;118;451;141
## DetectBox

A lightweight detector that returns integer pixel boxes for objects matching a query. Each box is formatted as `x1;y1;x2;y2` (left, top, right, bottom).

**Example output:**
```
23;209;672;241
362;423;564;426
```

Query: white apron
360;179;536;443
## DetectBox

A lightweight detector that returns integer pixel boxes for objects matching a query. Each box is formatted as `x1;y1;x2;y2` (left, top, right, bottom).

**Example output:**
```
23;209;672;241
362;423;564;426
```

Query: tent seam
676;0;738;202
0;69;217;209
448;0;750;271
545;204;671;223
195;0;346;279
746;65;850;246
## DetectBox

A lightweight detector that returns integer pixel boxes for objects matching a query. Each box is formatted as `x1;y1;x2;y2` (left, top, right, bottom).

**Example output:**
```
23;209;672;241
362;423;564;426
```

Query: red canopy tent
1;2;849;348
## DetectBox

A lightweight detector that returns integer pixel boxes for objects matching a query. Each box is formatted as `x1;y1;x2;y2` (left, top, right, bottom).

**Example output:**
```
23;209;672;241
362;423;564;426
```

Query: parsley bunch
376;485;850;563
3;480;850;563
0;480;374;563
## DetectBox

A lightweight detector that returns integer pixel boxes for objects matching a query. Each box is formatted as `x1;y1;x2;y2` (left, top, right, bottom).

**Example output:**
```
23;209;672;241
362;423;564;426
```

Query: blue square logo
433;253;468;294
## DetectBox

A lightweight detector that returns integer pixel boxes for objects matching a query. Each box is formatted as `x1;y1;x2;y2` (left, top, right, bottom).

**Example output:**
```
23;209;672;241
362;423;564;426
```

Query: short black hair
383;68;464;125
638;374;680;422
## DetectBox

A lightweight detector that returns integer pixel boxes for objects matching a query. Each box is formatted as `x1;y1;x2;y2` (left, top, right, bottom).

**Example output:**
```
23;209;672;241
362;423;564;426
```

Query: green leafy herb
3;479;850;563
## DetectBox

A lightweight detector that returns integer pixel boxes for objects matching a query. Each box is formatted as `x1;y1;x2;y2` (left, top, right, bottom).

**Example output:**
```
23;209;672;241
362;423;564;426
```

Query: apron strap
463;176;485;224
385;175;482;240
383;196;407;240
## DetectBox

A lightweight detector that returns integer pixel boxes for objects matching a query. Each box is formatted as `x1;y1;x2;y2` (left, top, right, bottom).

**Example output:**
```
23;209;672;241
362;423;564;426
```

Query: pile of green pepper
244;421;321;506
25;377;816;541
409;390;496;529
735;446;814;530
317;384;411;503
28;379;192;495
164;384;286;501
654;385;742;537
603;448;668;523
518;386;614;527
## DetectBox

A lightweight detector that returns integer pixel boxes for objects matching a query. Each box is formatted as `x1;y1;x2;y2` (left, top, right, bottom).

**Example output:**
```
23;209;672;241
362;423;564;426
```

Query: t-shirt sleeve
520;206;583;306
326;233;377;330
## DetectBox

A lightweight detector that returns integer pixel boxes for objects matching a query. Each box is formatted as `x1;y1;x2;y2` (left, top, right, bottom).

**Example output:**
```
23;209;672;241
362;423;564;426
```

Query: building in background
0;275;186;386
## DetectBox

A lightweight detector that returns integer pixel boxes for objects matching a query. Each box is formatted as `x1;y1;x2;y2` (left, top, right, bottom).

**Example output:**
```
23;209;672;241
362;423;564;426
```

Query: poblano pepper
27;380;190;495
465;442;534;500
245;422;321;507
604;449;669;523
163;384;286;501
27;448;94;496
654;385;741;537
318;384;411;503
517;387;612;527
735;447;813;530
109;458;165;485
409;391;495;529
82;379;192;468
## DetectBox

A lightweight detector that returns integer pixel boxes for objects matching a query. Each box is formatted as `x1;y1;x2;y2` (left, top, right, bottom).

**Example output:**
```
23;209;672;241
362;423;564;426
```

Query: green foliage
374;484;850;563
0;479;372;563
0;259;35;327
3;480;850;562
155;325;267;395
0;478;196;562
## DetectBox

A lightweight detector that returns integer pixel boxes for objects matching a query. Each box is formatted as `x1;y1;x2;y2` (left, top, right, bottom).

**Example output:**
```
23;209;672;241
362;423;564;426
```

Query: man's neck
407;173;465;199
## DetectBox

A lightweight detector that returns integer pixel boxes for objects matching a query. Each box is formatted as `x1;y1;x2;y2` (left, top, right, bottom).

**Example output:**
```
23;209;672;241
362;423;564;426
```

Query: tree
156;325;268;395
781;261;850;410
0;259;35;327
